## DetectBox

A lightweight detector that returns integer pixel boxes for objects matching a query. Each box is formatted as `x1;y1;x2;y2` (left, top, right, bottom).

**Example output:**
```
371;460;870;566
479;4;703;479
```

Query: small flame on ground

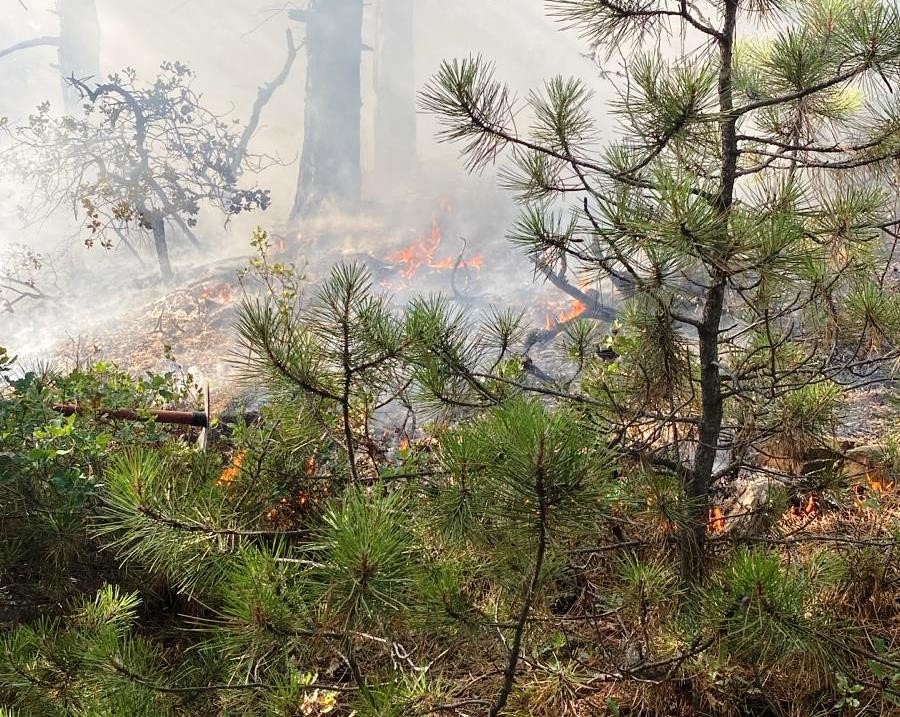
790;494;818;519
200;283;233;304
217;450;245;486
866;468;895;494
544;299;587;330
385;215;483;279
708;506;727;535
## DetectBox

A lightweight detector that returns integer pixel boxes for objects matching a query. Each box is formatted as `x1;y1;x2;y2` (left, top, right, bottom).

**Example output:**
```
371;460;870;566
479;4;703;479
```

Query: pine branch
489;433;549;717
109;659;357;694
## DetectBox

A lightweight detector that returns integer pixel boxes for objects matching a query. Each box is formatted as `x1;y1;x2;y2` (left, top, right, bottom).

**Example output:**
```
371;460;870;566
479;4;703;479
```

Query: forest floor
45;213;900;444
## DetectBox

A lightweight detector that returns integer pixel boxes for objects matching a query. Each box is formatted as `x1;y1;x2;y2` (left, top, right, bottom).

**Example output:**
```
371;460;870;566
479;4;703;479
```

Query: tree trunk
680;279;726;582
290;0;364;220
373;0;416;198
679;0;738;584
151;215;173;282
57;0;101;114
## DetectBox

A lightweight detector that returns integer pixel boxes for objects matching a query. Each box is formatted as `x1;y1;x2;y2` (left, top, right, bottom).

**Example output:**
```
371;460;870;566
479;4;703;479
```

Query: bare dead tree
3;60;287;281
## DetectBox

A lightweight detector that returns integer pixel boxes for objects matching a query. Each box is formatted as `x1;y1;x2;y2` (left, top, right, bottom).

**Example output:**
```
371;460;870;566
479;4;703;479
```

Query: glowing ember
708;506;727;535
544;299;587;330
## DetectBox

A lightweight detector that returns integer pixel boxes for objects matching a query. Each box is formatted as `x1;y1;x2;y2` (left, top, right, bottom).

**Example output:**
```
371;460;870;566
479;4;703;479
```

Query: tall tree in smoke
0;1;100;114
290;0;364;219
373;0;417;197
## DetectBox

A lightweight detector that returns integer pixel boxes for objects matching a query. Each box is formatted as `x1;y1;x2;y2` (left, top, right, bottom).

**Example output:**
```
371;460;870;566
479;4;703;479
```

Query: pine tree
419;0;900;582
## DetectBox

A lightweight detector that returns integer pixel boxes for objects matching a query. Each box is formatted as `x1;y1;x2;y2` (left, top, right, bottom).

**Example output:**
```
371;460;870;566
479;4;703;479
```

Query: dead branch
230;29;301;174
534;259;617;321
0;35;59;61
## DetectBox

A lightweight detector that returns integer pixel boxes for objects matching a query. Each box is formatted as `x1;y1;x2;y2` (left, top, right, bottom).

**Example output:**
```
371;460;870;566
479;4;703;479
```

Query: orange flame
544;299;588;330
790;494;818;519
708;506;727;535
386;215;483;279
217;451;246;486
387;217;443;279
866;468;894;494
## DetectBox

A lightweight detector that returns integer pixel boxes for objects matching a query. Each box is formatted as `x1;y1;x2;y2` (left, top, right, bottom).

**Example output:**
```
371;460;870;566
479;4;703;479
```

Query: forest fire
385;215;483;279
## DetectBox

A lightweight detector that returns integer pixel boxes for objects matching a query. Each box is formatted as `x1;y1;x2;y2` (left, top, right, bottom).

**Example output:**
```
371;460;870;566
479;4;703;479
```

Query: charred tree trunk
373;0;416;197
57;0;101;113
290;0;364;220
151;214;173;282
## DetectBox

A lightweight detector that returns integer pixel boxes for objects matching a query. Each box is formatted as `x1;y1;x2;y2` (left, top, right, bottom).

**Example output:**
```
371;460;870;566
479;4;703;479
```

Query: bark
151;214;173;282
373;0;417;197
57;0;101;113
680;0;739;583
290;0;364;219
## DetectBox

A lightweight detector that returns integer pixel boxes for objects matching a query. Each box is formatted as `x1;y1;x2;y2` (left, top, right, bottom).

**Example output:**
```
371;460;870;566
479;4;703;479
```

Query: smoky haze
0;0;615;371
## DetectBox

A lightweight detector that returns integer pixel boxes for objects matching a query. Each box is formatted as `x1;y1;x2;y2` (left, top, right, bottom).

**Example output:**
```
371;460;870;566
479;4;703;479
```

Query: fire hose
51;404;208;428
50;383;212;449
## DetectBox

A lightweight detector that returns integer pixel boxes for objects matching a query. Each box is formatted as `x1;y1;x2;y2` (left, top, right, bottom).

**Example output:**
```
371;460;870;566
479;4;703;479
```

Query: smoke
0;0;615;369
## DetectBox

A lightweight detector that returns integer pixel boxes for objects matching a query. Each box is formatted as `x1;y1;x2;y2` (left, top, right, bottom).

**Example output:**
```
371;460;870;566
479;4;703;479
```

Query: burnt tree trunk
373;0;416;197
151;214;173;282
290;0;364;220
57;0;100;113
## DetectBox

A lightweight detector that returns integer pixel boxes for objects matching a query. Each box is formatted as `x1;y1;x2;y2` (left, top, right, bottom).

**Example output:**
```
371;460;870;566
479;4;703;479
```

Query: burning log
524;298;617;351
52;404;209;428
523;260;618;349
